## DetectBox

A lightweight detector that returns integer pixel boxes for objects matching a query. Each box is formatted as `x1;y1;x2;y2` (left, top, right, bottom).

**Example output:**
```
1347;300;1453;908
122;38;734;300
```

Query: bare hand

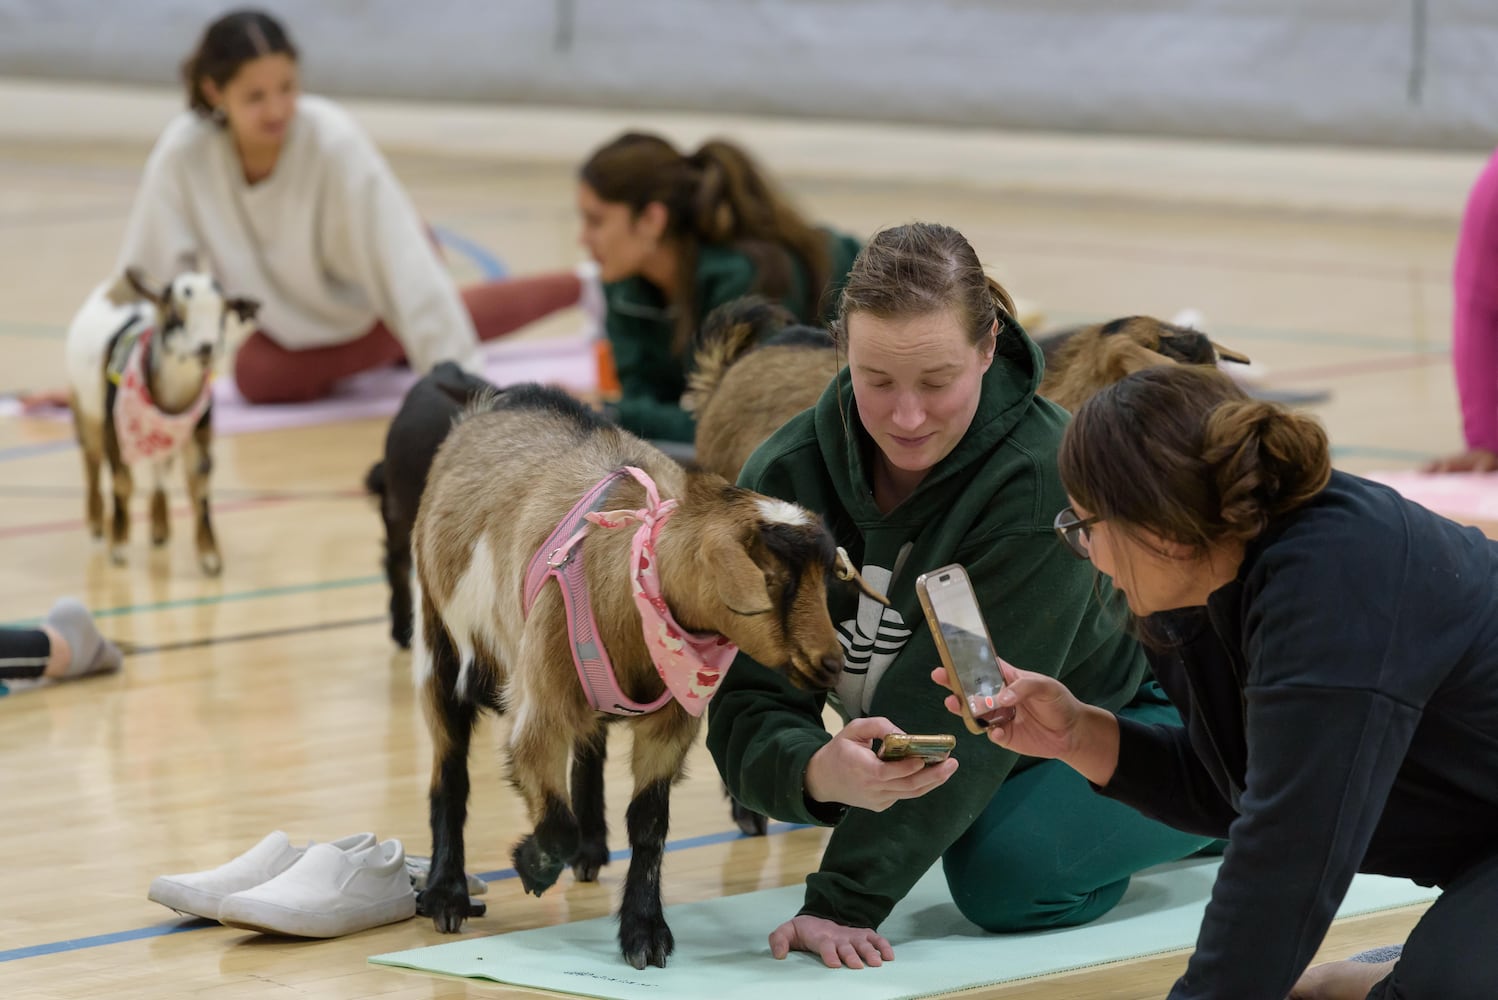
1424;448;1498;474
769;913;894;969
803;716;957;812
932;664;1083;759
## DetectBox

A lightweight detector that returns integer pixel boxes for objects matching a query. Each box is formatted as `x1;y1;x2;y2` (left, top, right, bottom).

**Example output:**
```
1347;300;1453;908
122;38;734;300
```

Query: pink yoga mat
1366;470;1498;524
5;334;598;437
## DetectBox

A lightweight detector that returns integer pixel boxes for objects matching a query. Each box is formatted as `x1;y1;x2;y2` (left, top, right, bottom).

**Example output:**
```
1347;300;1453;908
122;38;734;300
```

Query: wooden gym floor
0;79;1485;998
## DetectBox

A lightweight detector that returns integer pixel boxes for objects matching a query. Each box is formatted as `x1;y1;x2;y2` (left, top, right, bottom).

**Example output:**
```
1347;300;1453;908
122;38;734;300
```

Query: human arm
116;118;202;282
326;135;482;375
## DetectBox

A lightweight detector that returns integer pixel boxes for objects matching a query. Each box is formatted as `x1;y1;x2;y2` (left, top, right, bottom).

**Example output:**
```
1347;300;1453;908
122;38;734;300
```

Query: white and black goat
65;268;259;575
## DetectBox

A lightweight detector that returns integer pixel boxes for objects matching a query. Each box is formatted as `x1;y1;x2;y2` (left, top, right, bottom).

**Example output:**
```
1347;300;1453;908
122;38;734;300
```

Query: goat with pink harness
522;466;737;717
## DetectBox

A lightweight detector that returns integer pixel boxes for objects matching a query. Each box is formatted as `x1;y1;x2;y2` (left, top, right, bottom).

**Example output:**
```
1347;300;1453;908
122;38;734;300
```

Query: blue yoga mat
371;858;1436;1000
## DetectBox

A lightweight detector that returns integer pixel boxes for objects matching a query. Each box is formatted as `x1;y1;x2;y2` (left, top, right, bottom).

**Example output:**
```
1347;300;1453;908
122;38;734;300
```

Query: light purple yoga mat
4;333;597;436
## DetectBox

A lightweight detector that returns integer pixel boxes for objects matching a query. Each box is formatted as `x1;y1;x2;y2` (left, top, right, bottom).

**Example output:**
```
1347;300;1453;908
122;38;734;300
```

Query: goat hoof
512;835;564;897
199;552;222;577
109;547;127;566
619;913;674;969
417;884;471;934
730;798;768;837
571;837;609;883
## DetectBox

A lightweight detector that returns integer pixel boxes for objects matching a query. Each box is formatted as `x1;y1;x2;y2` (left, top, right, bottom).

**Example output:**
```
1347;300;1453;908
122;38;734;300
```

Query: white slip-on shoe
147;832;376;920
217;838;417;938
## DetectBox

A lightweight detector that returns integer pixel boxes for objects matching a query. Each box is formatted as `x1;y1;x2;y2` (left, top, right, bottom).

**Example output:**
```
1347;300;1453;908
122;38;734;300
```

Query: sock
1350;945;1403;964
44;598;123;678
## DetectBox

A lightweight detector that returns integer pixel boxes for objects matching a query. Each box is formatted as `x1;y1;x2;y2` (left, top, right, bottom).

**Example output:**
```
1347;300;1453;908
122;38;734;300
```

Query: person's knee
233;339;324;404
943;851;1129;933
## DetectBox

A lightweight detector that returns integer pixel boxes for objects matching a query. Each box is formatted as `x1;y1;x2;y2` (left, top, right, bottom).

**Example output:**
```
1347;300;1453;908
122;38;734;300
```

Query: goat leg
618;777;674;969
186;416;221;576
383;493;415;648
150;482;170;547
72;402;105;540
420;604;478;934
569;727;610;882
104;433;132;565
511;792;579;897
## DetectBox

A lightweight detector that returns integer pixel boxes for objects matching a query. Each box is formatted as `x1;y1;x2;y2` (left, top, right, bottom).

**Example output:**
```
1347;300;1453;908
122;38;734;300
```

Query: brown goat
412;384;848;968
1034;315;1251;412
686;298;1250;482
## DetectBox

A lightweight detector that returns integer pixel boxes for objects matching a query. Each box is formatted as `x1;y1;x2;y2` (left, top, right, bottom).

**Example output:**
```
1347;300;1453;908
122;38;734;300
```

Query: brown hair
579;132;830;354
833;222;1015;348
1059;365;1331;550
181;9;298;123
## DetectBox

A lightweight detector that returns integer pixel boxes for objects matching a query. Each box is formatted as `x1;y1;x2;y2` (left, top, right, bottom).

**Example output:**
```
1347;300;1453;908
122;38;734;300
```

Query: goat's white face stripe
756;498;812;527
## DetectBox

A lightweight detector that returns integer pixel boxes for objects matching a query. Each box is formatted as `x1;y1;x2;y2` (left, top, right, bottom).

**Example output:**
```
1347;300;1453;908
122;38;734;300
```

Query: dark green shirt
603;229;861;442
707;318;1148;929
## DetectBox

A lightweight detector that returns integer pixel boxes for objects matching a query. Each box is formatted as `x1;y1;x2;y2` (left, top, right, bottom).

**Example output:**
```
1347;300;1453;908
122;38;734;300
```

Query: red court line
0;491;360;541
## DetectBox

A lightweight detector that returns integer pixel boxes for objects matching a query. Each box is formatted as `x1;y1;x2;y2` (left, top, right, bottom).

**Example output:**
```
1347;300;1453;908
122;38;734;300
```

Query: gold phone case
879;733;957;764
916;563;1000;735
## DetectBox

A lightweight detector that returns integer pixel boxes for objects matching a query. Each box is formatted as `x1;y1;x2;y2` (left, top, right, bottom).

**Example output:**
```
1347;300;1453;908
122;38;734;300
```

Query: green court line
1;574;385;628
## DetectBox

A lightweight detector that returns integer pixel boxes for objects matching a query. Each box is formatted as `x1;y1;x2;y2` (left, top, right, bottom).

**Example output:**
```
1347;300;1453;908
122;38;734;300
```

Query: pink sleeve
1452;150;1498;454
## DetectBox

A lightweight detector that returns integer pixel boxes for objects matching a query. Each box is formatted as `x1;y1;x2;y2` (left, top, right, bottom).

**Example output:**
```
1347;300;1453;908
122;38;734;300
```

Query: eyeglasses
1053;506;1103;560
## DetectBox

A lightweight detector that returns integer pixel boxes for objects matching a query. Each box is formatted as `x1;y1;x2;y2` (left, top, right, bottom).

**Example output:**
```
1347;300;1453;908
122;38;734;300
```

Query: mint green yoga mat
371;859;1436;999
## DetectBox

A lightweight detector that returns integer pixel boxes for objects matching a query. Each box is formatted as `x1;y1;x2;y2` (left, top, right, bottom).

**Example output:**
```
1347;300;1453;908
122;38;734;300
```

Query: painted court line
0;823;811;963
0;575;385;628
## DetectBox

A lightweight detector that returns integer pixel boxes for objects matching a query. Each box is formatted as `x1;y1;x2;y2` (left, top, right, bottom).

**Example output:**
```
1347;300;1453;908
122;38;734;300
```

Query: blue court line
0;575;385;628
0;822;811;963
1330;445;1438;462
431;225;509;280
0;440;74;463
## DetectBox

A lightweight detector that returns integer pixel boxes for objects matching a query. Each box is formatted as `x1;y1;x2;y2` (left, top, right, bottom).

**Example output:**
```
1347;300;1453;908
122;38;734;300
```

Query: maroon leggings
233;271;581;404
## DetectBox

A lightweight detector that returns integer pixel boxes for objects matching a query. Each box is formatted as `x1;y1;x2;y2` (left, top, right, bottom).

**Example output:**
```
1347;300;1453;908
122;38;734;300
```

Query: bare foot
19;386;70;412
1424;447;1498;474
1290;957;1397;999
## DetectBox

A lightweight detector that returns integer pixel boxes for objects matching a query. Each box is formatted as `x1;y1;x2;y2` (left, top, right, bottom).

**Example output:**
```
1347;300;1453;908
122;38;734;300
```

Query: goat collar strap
522;467;673;716
111;327;213;467
585;468;738;717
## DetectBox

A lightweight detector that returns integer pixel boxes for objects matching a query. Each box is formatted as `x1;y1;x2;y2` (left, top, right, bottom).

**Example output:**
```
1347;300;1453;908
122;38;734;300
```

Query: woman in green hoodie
577;131;861;442
707;222;1213;969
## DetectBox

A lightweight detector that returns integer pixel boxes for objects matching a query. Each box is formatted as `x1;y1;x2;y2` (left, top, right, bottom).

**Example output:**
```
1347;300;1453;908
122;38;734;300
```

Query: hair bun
1204;399;1330;539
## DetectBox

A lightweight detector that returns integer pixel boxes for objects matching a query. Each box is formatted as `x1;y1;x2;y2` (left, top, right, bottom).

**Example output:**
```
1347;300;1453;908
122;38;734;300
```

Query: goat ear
226;297;260;324
125;267;164;306
1101;336;1175;379
1211;340;1251;365
698;526;773;617
105;268;159;307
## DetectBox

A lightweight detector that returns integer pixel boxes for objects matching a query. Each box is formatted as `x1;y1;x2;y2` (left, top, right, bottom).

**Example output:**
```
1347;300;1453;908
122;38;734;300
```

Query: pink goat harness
521;466;738;717
109;327;212;467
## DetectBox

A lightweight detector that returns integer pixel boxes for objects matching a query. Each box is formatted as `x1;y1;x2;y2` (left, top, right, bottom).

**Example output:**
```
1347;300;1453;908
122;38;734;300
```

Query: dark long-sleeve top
1102;470;1498;1000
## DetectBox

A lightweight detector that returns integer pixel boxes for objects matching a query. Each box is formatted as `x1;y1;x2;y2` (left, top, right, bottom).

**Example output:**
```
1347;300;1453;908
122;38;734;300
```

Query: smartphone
916;563;1006;735
877;733;957;765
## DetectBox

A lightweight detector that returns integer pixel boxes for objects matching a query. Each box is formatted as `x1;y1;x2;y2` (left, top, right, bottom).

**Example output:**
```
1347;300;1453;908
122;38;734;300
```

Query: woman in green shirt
708;222;1212;968
578;131;860;441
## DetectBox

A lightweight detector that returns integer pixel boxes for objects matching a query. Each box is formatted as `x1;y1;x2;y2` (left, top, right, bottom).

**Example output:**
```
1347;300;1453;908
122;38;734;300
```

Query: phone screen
921;567;1005;722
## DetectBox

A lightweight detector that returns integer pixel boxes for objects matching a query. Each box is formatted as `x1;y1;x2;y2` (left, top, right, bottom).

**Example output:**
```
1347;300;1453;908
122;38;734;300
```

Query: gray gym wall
1;0;1495;151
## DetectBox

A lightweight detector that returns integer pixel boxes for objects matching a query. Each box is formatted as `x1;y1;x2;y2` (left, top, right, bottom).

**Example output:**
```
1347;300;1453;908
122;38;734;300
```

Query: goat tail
682;295;796;416
365;460;387;498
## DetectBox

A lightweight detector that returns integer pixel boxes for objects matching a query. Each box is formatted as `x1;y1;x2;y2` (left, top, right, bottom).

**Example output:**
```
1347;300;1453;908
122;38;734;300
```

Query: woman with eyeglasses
706;222;1213;970
951;363;1498;999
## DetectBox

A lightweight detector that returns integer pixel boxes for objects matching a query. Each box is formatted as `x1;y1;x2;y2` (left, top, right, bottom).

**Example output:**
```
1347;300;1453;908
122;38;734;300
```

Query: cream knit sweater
116;95;482;374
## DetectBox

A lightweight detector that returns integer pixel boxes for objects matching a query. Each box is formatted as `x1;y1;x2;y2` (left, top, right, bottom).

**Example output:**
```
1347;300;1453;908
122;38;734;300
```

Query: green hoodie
604;229;862;442
706;318;1148;930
